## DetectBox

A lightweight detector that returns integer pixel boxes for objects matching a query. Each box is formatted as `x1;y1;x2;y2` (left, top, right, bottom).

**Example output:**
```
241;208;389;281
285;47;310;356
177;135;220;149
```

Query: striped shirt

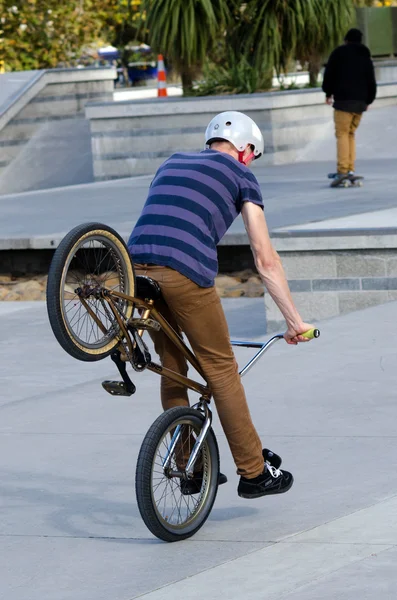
127;149;264;287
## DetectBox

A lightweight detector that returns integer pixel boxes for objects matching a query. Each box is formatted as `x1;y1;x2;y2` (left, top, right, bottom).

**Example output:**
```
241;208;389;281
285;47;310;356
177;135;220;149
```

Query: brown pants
134;264;264;478
334;109;362;173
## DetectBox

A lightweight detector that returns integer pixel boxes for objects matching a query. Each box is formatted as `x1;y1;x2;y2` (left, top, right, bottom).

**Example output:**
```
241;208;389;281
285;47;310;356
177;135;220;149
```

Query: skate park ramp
0;117;94;195
0;71;41;116
296;104;397;163
0;68;115;196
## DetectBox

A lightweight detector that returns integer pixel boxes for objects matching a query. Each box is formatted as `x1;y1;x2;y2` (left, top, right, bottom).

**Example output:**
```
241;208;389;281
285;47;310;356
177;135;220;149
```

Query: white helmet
205;111;264;159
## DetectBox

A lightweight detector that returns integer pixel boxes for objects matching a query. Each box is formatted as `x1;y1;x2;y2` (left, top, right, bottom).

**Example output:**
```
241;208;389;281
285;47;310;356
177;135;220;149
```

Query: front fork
162;399;212;480
161;336;285;480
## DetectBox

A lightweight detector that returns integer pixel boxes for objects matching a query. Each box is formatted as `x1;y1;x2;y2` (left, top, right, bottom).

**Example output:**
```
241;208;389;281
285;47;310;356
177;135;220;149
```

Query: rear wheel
46;222;135;361
136;407;220;542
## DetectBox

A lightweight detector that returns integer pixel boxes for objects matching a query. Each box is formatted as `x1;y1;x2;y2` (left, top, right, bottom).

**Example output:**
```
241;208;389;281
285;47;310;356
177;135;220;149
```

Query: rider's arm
241;201;312;341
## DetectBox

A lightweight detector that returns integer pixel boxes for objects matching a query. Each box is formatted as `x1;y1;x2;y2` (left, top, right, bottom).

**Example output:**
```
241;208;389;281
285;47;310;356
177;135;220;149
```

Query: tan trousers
334;109;362;173
134;264;264;478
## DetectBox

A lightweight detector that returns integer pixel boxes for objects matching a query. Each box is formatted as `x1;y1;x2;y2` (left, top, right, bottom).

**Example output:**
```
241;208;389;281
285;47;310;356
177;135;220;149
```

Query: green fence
356;7;394;57
392;8;397;54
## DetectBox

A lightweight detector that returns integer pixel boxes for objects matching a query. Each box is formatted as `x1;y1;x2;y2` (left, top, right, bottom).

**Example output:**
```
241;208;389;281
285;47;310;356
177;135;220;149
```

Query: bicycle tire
46;222;135;362
136;407;220;542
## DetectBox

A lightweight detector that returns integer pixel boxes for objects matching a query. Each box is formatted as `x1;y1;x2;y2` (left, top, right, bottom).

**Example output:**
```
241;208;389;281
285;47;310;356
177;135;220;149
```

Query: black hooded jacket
322;42;377;113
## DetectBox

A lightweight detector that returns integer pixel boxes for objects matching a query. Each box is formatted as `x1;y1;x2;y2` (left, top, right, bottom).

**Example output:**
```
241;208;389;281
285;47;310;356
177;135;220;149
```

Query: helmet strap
238;150;255;165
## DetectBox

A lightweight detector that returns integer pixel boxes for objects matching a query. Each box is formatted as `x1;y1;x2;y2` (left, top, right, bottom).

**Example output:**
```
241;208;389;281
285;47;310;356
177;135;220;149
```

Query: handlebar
300;328;320;340
231;328;320;377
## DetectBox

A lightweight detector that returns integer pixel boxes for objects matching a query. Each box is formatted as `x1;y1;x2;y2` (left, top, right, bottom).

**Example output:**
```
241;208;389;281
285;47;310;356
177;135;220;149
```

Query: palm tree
237;0;355;88
140;0;231;95
297;0;356;87
240;0;318;76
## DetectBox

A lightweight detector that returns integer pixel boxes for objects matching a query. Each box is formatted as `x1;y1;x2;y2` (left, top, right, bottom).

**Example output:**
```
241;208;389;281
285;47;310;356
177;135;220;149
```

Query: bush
192;55;273;96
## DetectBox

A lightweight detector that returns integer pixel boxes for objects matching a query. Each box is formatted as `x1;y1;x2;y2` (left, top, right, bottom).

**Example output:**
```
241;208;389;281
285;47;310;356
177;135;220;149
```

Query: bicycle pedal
102;380;136;396
128;318;160;332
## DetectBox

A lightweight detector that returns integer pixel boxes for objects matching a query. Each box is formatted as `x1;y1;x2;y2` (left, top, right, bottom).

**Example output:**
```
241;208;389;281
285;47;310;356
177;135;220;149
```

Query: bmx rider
128;111;315;499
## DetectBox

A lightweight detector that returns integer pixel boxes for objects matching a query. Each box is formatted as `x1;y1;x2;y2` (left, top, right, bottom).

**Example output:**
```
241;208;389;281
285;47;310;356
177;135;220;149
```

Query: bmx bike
46;222;319;542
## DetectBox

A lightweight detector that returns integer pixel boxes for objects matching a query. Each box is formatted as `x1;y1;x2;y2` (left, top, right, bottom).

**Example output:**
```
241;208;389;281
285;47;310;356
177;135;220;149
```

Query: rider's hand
284;323;316;345
325;96;333;105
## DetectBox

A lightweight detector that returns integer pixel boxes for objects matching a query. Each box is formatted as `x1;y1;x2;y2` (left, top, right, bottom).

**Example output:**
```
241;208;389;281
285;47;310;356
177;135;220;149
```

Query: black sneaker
237;464;293;499
263;448;282;470
330;172;349;187
180;471;227;495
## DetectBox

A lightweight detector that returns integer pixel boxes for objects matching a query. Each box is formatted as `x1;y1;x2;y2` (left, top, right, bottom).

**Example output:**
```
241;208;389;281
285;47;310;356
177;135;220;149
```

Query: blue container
127;62;158;84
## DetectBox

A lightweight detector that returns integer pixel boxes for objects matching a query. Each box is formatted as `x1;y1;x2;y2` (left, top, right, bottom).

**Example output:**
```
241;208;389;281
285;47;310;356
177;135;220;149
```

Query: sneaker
330;172;350;187
327;172;338;179
263;448;282;470
237;464;293;499
180;471;227;495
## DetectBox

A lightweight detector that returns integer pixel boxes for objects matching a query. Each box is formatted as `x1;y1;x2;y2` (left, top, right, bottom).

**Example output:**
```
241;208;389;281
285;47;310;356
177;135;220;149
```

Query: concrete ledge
375;60;397;83
0;67;116;132
0;68;115;195
85;82;397;119
86;82;397;180
1;228;396;326
265;246;397;330
272;230;397;251
2;229;397;252
266;289;397;332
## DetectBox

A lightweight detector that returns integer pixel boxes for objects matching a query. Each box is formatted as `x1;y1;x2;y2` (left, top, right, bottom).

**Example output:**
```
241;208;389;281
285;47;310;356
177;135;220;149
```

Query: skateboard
329;173;364;188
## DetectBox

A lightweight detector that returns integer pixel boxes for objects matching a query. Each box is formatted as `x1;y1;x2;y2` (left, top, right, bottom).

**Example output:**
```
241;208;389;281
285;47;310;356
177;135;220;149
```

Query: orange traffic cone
157;54;167;97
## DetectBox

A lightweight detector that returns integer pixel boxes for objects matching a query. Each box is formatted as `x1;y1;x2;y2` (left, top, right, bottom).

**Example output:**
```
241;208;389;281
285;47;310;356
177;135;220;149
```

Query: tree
235;0;355;88
100;0;145;80
140;0;231;95
1;0;146;72
103;0;143;58
2;0;111;71
297;0;355;87
193;2;277;95
240;0;318;77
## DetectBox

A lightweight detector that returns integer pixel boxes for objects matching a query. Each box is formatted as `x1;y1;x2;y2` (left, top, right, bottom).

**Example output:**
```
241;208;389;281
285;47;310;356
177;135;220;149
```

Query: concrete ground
1;156;397;250
1;298;397;599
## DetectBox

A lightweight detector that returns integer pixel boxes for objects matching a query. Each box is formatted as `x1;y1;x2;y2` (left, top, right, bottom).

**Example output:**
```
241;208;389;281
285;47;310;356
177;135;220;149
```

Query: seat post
137;300;154;337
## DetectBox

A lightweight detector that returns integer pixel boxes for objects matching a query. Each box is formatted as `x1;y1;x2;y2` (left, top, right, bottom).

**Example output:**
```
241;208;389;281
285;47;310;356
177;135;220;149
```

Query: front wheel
46;222;135;362
136;407;220;542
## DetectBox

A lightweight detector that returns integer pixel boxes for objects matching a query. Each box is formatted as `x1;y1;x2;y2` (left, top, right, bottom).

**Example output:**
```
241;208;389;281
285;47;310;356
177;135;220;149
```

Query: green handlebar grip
301;328;320;339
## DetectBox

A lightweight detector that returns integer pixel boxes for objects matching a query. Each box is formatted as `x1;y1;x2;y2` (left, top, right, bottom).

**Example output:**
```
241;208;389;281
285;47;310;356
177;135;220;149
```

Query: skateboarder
322;28;377;186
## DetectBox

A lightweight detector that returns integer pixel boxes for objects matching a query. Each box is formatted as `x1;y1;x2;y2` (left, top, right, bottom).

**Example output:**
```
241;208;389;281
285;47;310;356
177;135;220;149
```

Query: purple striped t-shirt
128;149;264;287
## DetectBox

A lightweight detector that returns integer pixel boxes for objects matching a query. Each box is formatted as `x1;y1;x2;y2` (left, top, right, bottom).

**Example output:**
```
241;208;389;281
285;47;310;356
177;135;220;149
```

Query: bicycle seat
135;276;162;301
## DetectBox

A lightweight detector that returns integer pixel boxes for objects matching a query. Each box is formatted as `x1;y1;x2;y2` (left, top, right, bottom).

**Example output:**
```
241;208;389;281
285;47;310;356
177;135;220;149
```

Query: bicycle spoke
69;301;85;332
93;245;113;277
64;294;79;308
77;244;92;282
86;306;97;344
167;483;182;524
152;479;166;493
77;307;88;340
86;298;110;330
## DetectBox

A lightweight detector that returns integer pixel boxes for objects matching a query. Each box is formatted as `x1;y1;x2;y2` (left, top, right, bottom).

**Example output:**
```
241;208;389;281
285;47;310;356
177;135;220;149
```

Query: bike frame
103;288;210;398
100;288;284;479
